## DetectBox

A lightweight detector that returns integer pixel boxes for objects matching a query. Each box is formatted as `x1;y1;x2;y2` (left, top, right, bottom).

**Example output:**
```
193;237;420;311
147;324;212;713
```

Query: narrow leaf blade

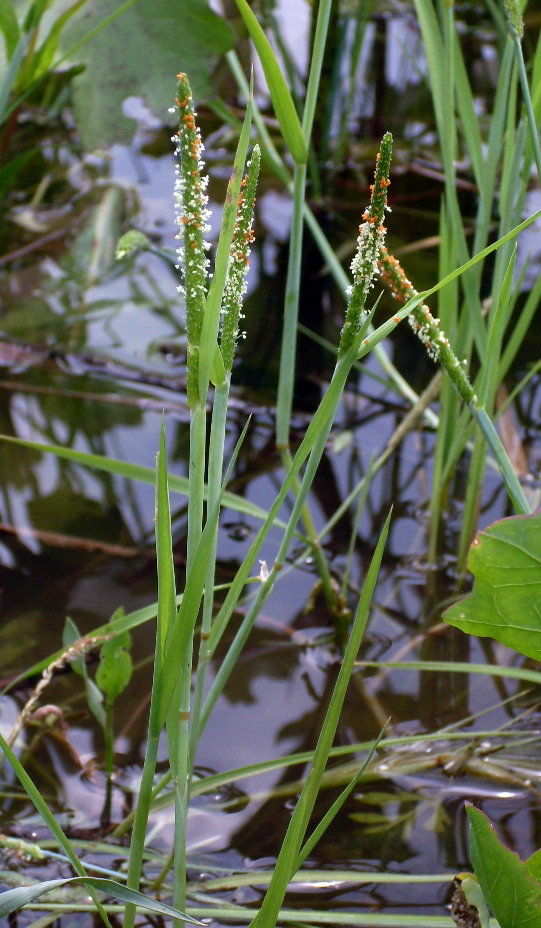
233;0;307;164
0;0;20;58
0;876;204;923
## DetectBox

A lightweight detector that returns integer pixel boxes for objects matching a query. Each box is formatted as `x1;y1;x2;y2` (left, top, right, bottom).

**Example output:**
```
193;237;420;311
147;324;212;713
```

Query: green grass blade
156;419;251;725
410;0;446;133
0;31;27;121
295;725;387;871
252;512;391;928
185;725;534;800
180;910;489;926
0;733;113;927
155;419;177;662
473;41;513;256
187;402;206;570
188;870;454;892
0;0;20;58
275;0;333;449
453;31;483;187
124;426;184;928
511;30;541;183
190;381;230;756
27;0;86;81
499;268;541;380
477;246;516;406
233;0;307;165
2;599;183;693
300;0;333;141
275;161;306;449
0;434;282;525
0;878;204;922
358;660;541;686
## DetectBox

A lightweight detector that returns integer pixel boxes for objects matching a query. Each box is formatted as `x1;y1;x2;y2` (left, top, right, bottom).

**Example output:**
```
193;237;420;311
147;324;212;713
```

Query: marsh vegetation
1;1;541;926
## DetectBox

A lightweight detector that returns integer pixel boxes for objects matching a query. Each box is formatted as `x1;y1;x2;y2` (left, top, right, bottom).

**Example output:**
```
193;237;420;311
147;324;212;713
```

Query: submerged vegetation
1;0;541;926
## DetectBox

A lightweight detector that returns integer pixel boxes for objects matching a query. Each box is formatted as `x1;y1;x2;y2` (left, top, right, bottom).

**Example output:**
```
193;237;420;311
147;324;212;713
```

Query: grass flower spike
173;72;211;408
377;246;529;514
503;0;523;38
220;144;261;373
339;132;392;356
378;248;476;407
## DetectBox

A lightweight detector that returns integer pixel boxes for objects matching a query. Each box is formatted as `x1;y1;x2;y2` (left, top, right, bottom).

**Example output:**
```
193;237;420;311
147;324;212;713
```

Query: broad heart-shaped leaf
60;0;234;148
443;512;541;660
468;805;541;928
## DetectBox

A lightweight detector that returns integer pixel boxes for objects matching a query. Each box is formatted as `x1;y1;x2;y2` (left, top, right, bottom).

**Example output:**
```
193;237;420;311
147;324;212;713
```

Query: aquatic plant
2;1;541;926
0;63;394;926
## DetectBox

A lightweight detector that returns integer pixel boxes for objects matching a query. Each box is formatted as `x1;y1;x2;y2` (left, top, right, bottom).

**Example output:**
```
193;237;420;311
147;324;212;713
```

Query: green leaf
155;419;177;664
0;433;285;526
0;0;20;58
22;0;48;33
0;876;204;922
26;0;87;83
254;513;391;928
62;617;106;730
295;727;387;871
468;804;541;928
0;733;112;926
443;512;541;660
527;849;541;882
155;421;250;726
96;630;132;703
61;0;234;148
233;0;307;165
0;32;27;122
459;875;491;928
211;342;226;387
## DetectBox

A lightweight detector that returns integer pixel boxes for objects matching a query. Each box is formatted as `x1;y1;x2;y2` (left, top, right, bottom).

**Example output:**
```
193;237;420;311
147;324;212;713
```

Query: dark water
1;4;541;925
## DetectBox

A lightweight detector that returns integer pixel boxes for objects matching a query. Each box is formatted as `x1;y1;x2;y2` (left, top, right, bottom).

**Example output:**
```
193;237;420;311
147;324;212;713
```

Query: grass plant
224;0;540;572
2;0;541;925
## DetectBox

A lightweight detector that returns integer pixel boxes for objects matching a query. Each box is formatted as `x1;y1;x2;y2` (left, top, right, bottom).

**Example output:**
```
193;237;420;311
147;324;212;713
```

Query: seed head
340;133;393;356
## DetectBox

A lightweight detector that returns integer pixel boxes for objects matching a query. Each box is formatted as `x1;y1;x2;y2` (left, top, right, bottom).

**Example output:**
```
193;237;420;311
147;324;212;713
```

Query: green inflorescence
378;247;476;407
503;0;524;39
339;132;393;357
220;145;261;373
173;72;211;408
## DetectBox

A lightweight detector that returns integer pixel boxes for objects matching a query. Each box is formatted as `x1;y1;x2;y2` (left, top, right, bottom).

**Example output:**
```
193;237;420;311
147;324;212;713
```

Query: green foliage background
60;0;234;147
